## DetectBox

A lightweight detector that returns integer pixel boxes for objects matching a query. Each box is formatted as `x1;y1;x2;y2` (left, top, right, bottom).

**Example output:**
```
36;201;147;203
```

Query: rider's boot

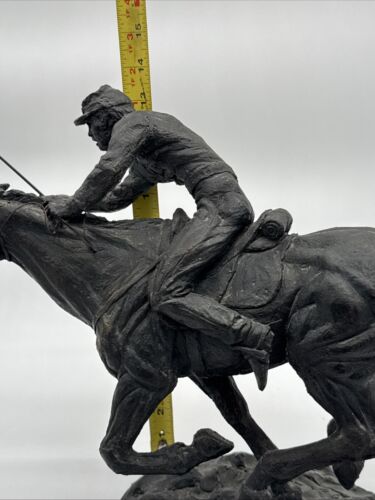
231;315;274;391
155;292;274;390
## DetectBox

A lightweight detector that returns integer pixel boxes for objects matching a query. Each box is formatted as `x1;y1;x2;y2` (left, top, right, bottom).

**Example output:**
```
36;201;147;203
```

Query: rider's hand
43;195;83;219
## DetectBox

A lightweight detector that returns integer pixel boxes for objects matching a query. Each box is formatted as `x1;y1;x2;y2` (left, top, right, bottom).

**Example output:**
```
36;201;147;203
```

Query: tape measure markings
116;0;174;450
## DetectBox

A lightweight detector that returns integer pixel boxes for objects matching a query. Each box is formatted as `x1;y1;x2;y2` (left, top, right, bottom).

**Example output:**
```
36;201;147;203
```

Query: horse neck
0;198;147;328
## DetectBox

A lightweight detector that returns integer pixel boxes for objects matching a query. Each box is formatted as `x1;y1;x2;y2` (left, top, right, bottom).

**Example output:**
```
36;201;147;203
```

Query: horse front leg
99;371;233;475
191;374;276;459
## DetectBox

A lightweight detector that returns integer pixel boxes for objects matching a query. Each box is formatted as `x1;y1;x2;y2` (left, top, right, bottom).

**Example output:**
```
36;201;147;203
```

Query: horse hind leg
100;370;233;476
240;415;374;498
240;365;375;498
288;273;375;488
240;273;375;497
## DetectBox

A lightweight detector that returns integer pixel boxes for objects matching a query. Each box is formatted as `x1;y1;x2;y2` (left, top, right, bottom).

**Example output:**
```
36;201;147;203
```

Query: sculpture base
122;452;375;500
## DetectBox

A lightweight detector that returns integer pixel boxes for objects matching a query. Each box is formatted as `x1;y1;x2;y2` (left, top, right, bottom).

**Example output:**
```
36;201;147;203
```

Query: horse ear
0;184;10;194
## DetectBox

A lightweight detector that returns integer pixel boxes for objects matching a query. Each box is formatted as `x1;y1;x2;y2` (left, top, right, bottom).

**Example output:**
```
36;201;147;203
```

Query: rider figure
47;85;273;389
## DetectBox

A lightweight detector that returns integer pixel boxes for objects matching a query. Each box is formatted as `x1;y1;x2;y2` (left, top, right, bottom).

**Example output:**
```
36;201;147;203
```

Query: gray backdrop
1;0;375;498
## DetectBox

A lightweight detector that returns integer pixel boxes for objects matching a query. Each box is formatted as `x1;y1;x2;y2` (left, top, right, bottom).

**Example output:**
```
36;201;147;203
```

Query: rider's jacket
73;110;237;208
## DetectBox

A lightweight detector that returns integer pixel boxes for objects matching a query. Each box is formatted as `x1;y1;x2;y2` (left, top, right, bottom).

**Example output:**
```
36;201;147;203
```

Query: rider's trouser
149;172;268;348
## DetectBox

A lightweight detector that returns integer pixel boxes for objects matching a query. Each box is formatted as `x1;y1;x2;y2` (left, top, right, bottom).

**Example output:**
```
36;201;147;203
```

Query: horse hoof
327;419;364;490
158;431;233;475
333;460;364;490
271;482;302;500
193;428;234;460
238;484;272;500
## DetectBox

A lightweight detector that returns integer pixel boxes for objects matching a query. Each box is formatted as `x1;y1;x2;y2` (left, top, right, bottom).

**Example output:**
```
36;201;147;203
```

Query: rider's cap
74;85;134;126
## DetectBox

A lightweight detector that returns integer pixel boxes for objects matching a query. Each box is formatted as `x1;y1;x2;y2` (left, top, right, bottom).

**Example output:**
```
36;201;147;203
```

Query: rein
0;155;97;254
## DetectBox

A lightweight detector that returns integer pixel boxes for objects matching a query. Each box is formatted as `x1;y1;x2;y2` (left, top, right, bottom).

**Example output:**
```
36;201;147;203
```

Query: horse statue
1;184;374;499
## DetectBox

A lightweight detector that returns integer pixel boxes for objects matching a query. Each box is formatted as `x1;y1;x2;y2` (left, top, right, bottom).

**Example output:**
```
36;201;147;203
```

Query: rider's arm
88;170;153;212
71;146;128;212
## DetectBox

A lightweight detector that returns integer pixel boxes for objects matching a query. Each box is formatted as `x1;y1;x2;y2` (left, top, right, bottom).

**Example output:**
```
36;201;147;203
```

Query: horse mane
1;189;42;204
0;188;165;229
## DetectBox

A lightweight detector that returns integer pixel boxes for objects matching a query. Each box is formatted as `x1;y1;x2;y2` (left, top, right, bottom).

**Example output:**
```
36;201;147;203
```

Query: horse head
0;186;166;328
0;184;44;260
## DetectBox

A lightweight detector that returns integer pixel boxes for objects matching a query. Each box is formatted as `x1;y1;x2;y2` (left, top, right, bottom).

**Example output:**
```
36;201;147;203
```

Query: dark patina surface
1;185;375;498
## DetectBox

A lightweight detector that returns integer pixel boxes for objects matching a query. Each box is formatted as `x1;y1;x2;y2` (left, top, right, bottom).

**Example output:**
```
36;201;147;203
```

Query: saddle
94;207;293;330
171;207;293;253
198;208;293;309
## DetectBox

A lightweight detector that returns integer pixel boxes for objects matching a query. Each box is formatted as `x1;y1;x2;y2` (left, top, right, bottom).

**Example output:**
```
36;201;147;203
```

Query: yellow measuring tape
116;0;175;452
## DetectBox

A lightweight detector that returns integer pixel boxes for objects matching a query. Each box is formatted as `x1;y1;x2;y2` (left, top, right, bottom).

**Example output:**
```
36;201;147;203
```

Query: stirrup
234;347;270;391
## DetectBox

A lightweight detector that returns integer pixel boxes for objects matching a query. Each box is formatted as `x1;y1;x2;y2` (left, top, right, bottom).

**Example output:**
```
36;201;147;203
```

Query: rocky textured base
122;453;375;500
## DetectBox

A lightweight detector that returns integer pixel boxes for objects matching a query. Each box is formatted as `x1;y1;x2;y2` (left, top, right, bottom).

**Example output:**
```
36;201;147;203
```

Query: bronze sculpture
0;179;374;498
1;85;374;499
46;84;274;391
